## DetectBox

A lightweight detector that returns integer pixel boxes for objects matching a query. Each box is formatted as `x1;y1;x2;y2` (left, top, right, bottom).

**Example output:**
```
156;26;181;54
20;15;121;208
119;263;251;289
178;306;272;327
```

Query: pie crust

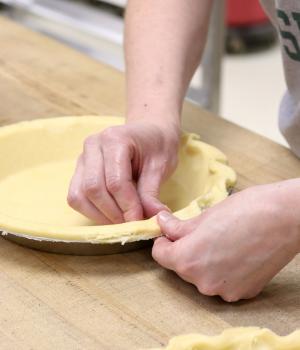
151;328;300;350
0;116;236;243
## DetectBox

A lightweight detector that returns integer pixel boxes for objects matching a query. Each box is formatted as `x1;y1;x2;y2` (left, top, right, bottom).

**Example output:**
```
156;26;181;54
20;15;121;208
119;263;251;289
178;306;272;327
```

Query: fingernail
162;205;171;212
157;210;172;223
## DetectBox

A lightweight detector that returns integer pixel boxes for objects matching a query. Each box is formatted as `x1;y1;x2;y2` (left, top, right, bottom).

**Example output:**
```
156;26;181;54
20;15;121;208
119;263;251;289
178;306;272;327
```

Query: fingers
152;236;177;271
69;130;143;224
68;124;176;224
82;136;124;223
102;141;144;222
67;156;112;224
138;165;169;218
157;211;199;241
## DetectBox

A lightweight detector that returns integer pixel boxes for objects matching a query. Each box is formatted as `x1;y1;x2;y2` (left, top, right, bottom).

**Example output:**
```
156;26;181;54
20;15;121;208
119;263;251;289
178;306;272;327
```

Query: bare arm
68;1;213;223
125;0;213;126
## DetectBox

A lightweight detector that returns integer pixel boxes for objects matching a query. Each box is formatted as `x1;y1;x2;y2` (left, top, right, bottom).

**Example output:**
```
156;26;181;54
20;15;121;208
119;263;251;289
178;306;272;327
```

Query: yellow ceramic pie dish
0;116;236;245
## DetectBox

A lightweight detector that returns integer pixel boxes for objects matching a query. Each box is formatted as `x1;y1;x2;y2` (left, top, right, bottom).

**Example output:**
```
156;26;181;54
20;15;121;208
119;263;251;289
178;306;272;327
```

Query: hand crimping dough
0;116;236;243
151;327;300;350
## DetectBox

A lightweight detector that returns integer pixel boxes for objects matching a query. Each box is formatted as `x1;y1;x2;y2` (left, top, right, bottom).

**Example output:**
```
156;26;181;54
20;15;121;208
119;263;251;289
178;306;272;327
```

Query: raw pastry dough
0;116;236;243
150;327;300;350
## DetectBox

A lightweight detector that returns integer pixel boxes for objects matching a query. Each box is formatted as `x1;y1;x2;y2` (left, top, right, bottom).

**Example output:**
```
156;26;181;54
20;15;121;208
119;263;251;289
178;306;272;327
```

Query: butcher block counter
0;16;299;350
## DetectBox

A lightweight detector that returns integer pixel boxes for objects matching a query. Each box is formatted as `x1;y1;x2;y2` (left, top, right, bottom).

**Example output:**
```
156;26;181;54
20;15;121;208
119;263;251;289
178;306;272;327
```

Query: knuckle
84;178;101;197
176;262;192;277
139;191;159;207
83;135;97;150
221;292;241;303
101;127;131;147
101;126;119;141
197;282;219;297
141;188;159;198
160;155;177;175
67;191;81;209
125;202;142;216
106;176;122;193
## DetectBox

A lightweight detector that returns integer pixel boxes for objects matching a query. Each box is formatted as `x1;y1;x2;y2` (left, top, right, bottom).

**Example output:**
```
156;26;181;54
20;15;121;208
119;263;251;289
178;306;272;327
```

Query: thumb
138;172;169;218
157;211;197;241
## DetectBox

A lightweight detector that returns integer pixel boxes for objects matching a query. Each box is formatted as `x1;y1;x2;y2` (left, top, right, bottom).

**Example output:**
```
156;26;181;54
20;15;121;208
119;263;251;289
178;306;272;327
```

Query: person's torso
260;0;300;156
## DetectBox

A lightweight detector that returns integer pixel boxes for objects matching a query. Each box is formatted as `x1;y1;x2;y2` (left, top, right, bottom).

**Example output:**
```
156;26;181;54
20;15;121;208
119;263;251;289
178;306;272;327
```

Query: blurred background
0;0;287;145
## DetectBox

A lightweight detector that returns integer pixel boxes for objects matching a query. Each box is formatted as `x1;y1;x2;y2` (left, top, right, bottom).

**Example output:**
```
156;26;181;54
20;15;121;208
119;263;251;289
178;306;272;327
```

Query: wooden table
0;16;299;350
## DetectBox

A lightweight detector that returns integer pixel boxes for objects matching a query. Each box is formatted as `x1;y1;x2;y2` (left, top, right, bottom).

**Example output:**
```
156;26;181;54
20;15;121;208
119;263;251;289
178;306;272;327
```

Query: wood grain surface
0;16;299;350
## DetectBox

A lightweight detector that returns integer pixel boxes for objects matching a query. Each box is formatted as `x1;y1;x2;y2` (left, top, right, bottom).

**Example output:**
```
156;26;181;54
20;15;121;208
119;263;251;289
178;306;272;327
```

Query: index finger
82;137;124;223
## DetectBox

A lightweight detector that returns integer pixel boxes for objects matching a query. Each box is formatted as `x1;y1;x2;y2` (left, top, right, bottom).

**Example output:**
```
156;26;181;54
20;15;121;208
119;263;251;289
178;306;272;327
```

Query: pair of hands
67;120;300;302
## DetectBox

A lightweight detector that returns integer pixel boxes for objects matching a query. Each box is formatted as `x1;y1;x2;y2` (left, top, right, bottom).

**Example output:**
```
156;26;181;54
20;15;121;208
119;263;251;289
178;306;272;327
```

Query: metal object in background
1;0;224;113
188;0;225;114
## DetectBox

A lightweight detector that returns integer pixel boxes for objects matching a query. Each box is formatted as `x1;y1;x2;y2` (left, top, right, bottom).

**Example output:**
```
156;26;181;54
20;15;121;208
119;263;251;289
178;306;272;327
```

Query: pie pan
0;116;236;255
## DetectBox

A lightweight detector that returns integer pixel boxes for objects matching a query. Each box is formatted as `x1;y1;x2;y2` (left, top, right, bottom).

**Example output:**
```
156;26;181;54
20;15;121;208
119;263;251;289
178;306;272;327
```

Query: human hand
153;181;300;302
67;119;180;224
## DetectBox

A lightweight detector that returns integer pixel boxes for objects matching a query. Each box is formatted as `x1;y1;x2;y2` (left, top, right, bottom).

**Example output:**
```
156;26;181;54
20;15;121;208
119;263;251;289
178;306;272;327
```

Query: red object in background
227;0;269;26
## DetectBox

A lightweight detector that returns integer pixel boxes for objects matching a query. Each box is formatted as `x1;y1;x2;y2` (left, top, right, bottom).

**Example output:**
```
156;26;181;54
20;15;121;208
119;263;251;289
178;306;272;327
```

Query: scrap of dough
0;116;236;243
150;327;300;350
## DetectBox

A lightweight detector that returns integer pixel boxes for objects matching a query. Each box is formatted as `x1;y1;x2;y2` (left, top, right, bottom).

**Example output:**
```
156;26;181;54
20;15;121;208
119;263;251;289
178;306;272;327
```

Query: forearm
125;0;212;126
275;179;300;249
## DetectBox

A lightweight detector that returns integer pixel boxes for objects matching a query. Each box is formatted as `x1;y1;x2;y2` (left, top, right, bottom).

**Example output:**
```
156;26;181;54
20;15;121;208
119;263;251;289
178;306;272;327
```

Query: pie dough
151;327;300;350
0;116;236;243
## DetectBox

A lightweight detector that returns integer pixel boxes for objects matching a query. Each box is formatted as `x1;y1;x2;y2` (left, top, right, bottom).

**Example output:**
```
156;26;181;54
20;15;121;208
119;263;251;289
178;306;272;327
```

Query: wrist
126;110;181;139
126;109;180;126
